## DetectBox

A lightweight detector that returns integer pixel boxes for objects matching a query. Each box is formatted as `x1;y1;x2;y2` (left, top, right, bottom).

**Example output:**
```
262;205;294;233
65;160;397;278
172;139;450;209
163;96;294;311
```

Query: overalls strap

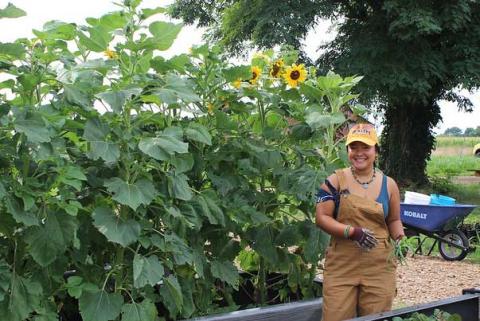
334;169;349;193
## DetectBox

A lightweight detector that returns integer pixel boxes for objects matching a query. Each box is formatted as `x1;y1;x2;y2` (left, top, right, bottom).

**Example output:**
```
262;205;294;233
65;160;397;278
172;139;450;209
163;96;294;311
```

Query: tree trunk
379;101;441;186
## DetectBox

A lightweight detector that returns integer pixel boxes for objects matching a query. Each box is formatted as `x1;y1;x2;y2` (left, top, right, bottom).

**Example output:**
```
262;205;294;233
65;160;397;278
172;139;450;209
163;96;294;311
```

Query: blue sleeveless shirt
316;172;390;218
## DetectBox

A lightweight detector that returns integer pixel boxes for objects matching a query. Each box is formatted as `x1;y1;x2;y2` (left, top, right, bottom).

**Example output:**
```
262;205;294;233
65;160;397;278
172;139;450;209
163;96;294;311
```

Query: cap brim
345;137;377;146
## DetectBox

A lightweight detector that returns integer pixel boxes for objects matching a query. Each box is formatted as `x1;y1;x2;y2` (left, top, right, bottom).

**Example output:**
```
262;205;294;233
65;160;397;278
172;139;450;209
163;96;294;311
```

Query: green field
428;136;480;176
435;136;479;149
427;155;480;176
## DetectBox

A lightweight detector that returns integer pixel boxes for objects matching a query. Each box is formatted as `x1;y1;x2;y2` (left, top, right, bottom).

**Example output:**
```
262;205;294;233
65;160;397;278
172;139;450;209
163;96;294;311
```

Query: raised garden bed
348;288;480;321
187;288;480;321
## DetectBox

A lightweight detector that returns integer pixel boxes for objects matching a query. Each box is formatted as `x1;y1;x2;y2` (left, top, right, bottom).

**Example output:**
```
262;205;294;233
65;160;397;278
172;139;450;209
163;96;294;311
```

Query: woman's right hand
351;227;378;250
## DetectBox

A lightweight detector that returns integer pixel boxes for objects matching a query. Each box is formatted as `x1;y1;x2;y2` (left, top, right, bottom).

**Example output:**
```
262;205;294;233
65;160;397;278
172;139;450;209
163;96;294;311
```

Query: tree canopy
171;0;480;184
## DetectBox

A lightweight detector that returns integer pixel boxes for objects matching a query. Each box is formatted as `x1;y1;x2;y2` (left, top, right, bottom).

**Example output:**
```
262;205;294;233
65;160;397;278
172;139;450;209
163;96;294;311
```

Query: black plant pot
185;273;323;321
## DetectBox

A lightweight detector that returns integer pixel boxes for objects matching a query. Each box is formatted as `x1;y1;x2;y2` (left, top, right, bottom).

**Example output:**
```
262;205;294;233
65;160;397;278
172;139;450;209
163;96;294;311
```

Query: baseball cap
345;124;378;146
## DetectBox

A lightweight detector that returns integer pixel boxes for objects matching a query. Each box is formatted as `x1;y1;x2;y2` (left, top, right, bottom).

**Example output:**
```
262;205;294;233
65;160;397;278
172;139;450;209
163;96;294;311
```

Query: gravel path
394;255;480;308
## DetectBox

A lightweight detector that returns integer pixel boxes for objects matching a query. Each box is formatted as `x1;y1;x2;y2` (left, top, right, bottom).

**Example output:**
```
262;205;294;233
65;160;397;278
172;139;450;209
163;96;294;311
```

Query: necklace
351;167;376;189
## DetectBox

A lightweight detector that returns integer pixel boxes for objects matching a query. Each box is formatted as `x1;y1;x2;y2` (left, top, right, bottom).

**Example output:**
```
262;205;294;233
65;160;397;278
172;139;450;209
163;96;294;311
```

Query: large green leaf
292;167;324;201
139;135;189;161
96;12;129;30
168;173;192;201
92;207;141;247
194;193;225;225
5;197;39;226
78;25;113;52
83;118;119;162
79;289;123;321
121;299;157;321
223;65;251;82
302;222;329;263
83;118;109;141
141;7;166;19
33;21;76;40
63;84;92;108
87;141;120;163
0;276;42;321
14;118;52;143
25;212;78;267
248;226;279;264
185;123;212;145
149;21;183;50
0;182;6;200
96;88;142;113
170;153;194;173
0;261;11;302
210;260;239;290
154;74;200;104
305;111;345;130
159;275;183;316
133;254;164;288
178;203;202;230
165;233;193;265
104;178;158;210
179;278;195;319
0;42;25;59
299;83;324;102
0;3;26;18
57;166;87;191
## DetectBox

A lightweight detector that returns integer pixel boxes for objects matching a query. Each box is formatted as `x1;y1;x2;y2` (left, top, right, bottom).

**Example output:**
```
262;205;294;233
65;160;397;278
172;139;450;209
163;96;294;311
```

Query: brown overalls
321;170;396;321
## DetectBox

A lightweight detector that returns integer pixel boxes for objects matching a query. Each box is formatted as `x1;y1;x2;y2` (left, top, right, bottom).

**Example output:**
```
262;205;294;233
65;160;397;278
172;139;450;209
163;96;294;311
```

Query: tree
444;127;463;137
463;127;477;137
171;0;480;185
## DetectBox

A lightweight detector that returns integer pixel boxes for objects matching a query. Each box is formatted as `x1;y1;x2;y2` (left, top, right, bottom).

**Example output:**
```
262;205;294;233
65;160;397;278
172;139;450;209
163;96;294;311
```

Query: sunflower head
250;66;262;85
283;64;307;88
207;102;214;114
270;59;284;78
232;78;242;89
104;48;118;59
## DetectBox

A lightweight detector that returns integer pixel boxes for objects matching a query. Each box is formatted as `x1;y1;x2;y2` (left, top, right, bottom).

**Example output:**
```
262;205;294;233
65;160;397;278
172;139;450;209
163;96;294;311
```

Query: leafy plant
392;308;462;321
0;1;363;320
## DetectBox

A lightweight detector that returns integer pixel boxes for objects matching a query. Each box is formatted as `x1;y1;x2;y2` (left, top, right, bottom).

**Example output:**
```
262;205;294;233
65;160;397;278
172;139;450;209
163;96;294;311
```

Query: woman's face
347;141;377;171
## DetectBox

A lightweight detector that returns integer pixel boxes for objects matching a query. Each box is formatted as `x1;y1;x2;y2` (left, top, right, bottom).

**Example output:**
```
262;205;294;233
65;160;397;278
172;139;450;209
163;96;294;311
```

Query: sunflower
104;48;118;59
249;66;262;85
283;64;307;88
232;78;242;89
207;102;214;114
270;59;284;78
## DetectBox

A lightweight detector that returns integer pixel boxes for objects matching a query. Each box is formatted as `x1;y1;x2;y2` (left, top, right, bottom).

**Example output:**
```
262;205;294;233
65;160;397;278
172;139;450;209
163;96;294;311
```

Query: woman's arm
315;174;352;238
386;177;405;240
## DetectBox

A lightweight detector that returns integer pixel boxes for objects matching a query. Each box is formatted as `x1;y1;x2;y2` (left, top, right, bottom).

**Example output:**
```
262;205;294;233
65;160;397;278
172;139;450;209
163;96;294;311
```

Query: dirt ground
394;254;480;308
452;175;480;184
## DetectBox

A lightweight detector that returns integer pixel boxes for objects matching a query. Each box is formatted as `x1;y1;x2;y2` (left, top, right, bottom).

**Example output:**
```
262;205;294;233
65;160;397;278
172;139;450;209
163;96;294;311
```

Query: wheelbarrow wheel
438;230;469;261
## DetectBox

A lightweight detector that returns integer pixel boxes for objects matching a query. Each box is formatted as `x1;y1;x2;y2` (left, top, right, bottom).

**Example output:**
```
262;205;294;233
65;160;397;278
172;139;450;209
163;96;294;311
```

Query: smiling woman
315;123;405;321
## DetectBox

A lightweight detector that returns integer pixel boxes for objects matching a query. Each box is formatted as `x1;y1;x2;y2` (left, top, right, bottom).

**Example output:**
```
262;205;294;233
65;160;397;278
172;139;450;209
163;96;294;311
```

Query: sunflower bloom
283;64;307;88
232;78;242;89
249;66;262;85
270;59;284;78
104;48;118;59
207;102;214;114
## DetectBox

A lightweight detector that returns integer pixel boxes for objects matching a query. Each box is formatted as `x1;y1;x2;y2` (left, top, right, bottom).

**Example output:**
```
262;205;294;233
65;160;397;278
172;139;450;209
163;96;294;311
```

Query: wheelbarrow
400;203;478;261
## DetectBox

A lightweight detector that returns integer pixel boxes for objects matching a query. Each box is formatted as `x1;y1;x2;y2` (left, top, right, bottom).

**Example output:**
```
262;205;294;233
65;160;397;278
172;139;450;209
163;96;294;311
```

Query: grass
435;136;479;149
427;155;480;176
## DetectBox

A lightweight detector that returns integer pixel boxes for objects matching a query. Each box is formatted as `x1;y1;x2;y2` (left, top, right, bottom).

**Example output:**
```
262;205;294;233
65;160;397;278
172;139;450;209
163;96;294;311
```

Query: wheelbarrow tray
400;203;477;232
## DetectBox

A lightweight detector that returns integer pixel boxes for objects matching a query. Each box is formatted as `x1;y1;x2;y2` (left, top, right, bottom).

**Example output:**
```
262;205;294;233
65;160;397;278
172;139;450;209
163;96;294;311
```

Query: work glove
351;227;378;251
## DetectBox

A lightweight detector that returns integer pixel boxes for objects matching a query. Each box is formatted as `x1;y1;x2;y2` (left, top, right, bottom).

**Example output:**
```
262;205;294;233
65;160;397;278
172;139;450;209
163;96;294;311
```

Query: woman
316;124;404;321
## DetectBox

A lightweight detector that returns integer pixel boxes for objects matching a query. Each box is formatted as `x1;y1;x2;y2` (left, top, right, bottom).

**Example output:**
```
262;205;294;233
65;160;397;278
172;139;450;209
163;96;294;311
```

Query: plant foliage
0;1;362;319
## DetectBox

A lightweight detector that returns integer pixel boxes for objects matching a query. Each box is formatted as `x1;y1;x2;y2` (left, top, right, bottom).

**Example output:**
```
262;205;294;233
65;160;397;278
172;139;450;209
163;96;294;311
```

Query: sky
1;0;479;134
